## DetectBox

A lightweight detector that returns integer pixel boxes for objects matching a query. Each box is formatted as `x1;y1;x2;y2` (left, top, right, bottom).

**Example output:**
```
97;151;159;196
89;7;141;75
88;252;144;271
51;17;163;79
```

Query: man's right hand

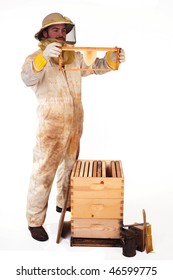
43;42;62;61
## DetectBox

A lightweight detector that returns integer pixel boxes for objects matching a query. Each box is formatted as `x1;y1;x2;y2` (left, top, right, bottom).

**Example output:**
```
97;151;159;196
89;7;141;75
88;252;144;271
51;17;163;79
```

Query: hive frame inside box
70;159;124;247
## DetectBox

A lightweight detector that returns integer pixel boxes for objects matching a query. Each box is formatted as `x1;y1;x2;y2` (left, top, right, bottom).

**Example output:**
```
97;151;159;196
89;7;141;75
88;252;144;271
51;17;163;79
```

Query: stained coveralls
21;49;111;227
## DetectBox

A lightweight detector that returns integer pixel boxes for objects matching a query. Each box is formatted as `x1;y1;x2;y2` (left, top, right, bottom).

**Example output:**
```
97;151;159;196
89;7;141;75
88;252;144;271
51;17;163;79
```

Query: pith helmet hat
35;12;75;40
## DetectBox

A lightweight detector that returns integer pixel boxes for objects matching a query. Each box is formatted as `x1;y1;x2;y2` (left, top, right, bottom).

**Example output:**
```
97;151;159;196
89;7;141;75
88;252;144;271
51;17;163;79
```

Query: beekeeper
21;12;125;241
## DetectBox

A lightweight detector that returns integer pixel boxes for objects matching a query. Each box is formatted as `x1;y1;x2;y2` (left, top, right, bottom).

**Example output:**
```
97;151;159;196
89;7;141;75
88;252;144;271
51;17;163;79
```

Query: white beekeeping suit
21;12;124;241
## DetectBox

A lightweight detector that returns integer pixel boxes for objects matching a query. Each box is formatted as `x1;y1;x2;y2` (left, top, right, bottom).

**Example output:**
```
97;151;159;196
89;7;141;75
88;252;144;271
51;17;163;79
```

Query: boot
28;226;49;241
56;206;71;213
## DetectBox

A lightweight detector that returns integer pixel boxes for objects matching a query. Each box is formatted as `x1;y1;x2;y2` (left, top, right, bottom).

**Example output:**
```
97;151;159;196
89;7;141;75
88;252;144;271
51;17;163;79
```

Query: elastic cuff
106;51;119;70
33;52;47;72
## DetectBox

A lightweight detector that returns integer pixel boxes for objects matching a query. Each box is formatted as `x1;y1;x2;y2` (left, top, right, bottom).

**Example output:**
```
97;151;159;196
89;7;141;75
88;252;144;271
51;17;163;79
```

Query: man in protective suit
21;12;125;241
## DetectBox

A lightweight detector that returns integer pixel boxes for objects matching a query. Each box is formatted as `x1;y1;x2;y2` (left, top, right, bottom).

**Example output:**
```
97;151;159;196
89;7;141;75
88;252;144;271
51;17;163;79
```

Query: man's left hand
119;48;125;63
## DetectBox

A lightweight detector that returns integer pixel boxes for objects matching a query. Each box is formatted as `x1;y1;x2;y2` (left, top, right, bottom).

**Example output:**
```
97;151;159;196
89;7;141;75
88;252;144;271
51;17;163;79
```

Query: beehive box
70;160;124;244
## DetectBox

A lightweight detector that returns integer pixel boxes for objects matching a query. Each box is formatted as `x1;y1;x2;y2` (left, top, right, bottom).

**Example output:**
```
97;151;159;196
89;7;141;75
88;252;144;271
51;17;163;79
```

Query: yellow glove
33;42;62;72
106;48;125;69
33;52;47;72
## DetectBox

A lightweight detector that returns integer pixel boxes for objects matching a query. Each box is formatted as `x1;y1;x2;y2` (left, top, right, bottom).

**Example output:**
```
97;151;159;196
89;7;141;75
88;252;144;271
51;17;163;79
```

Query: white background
0;0;173;278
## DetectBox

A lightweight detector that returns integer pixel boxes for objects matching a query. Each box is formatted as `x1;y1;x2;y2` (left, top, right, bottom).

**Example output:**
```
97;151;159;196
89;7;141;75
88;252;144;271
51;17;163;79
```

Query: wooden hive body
70;160;124;242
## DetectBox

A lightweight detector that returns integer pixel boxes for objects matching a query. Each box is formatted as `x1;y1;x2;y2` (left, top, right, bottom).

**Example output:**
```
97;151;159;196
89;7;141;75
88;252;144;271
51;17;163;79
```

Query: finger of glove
54;42;62;47
46;43;62;53
49;50;61;57
50;44;61;51
119;55;125;63
119;57;125;62
120;48;125;54
119;49;125;63
50;53;61;58
50;42;62;51
49;45;61;55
